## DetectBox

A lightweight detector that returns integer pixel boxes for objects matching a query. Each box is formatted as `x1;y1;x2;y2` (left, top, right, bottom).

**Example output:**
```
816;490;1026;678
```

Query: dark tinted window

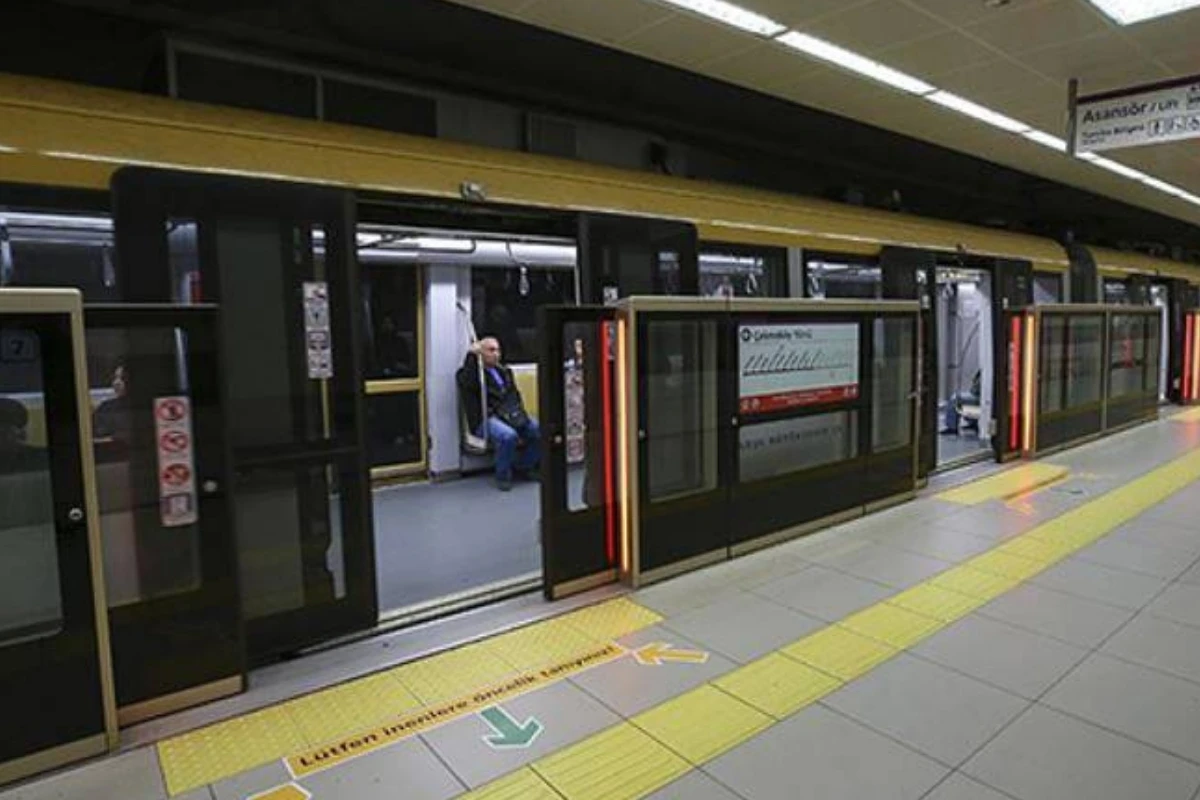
471;267;575;364
175;52;316;119
362;264;420;380
323;80;436;137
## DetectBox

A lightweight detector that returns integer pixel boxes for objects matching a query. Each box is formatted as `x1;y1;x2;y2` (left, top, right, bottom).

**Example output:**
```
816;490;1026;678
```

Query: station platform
9;411;1200;800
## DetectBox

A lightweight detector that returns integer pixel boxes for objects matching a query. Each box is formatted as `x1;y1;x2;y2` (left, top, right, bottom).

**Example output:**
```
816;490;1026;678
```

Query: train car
2;72;1198;759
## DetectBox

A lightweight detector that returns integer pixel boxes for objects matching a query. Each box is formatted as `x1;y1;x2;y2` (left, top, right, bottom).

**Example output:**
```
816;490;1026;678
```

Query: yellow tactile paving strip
1172;406;1200;423
936;462;1069;505
461;446;1200;800
157;598;662;796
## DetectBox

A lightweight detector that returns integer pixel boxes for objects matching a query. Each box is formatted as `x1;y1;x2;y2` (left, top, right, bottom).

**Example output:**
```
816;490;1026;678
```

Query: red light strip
600;320;616;565
1009;315;1021;452
1186;314;1196;403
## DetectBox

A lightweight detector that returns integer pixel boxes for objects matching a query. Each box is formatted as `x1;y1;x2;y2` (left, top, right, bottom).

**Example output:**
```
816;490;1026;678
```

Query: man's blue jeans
483;417;541;481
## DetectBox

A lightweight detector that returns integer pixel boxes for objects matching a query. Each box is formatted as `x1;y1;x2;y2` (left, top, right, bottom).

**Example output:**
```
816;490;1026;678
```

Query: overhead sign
1073;76;1200;153
154;395;198;528
738;323;859;414
302;281;333;380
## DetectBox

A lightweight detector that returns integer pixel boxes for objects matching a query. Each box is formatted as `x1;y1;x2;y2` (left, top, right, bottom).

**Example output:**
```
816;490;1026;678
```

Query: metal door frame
83;304;244;725
538;305;620;599
0;289;116;786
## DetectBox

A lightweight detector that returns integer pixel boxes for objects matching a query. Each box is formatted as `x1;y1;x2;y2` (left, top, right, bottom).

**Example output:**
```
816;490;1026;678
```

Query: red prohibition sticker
156;398;188;423
161;463;192;487
159;430;190;453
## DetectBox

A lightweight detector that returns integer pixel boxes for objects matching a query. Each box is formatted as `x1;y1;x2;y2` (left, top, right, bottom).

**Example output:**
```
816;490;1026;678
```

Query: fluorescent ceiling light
1083;0;1200;25
656;0;785;36
925;91;1030;133
1087;155;1149;181
1022;130;1067;152
775;31;935;94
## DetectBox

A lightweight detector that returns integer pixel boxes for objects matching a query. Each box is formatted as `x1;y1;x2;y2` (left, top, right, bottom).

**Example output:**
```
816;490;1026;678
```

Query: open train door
538;306;620;598
112;168;376;663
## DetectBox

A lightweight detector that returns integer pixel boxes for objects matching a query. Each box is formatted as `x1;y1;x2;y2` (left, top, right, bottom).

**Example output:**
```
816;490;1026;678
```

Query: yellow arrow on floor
248;783;311;800
633;642;709;666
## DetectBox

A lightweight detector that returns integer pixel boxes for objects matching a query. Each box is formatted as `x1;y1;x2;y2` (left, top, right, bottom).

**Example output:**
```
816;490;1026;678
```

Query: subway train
2;71;1199;781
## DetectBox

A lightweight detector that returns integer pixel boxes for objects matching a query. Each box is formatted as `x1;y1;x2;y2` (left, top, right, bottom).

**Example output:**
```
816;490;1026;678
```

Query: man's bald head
479;337;502;366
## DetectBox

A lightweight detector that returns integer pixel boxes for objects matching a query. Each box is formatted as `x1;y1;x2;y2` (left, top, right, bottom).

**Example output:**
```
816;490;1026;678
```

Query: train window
362;264;420;381
700;245;786;298
806;258;882;299
175;51;318;120
1109;314;1151;399
1;212;118;301
323;79;437;137
1033;272;1063;304
1103;280;1130;305
1040;314;1067;414
471;266;576;364
365;391;423;468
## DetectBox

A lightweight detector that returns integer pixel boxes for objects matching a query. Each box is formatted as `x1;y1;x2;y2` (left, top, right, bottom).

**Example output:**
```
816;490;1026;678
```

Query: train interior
934;266;994;468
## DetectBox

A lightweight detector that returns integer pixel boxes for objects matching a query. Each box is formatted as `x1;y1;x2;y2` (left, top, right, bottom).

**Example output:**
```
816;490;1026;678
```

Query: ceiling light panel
1022;130;1068;151
655;0;785;35
775;31;935;94
1083;0;1200;25
925;91;1030;133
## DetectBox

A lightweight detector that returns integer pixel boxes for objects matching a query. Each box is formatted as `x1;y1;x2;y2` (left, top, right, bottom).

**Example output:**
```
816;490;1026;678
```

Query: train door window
0;211;118;301
699;244;787;298
806;255;882;299
1033;272;1063;304
934;267;993;467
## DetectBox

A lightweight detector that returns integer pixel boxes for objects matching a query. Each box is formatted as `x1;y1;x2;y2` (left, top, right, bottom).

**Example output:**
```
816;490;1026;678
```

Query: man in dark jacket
458;337;540;490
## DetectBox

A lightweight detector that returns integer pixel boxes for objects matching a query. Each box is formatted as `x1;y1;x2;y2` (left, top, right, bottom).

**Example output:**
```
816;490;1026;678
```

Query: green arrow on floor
480;706;543;749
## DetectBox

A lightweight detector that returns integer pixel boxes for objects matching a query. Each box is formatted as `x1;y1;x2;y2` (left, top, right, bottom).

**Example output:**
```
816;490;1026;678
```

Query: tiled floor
8;412;1200;800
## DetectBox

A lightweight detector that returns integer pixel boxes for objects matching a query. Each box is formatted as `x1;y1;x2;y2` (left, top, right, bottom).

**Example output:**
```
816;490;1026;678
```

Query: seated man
942;369;982;435
459;337;540;491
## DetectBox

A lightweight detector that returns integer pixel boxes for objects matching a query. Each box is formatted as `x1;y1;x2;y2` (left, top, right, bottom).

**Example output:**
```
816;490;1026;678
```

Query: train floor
10;410;1200;800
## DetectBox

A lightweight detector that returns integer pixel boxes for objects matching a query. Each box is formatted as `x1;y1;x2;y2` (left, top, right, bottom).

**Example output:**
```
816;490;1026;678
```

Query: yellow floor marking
781;626;897;681
532;723;690;800
442;447;1200;800
487;620;603;671
839;604;943;649
1172;406;1200;422
886;583;984;623
930;565;1022;600
159;706;309;797
392;641;522;706
936;463;1068;505
712;653;842;719
996;535;1078;563
631;685;771;764
248;784;310;800
284;672;423;746
559;597;663;641
157;599;661;796
458;768;562;800
965;550;1047;581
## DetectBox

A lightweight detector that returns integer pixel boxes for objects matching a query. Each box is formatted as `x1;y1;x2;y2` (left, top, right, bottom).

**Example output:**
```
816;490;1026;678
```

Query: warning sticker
303;281;333;380
154;395;198;528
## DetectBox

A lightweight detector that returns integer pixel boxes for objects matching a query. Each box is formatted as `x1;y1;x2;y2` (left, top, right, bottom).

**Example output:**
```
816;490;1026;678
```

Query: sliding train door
0;290;116;785
113;168;376;663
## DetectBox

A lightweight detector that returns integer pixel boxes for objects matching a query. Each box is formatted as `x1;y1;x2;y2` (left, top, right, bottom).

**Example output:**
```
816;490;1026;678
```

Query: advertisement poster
154;395;198;528
738;323;859;414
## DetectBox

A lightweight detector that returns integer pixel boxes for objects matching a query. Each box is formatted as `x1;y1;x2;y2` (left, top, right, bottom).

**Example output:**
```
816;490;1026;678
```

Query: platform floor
9;411;1200;800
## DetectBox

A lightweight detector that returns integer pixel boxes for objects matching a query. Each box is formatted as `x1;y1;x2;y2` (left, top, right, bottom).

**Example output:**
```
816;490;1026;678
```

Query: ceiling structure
444;0;1200;226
